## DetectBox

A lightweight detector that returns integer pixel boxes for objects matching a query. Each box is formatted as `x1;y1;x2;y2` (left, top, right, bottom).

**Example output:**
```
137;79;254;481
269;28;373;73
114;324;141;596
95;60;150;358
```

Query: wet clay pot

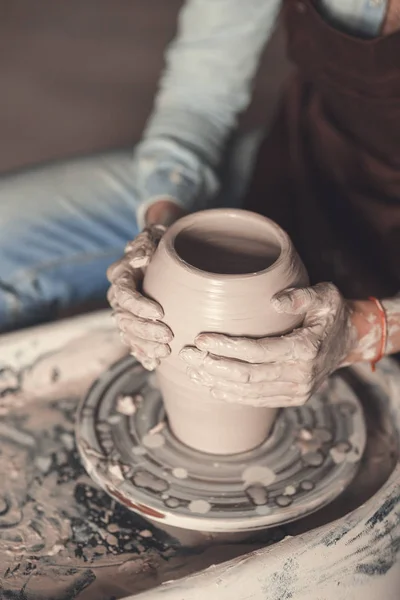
143;209;308;455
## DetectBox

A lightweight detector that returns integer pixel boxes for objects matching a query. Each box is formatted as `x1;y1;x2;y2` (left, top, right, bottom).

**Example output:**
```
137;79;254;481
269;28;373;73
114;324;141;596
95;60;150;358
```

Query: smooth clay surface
143;209;309;455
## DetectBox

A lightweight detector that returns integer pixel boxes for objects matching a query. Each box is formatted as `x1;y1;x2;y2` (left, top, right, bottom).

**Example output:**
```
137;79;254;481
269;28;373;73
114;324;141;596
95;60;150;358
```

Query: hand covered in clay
180;283;357;407
107;225;173;370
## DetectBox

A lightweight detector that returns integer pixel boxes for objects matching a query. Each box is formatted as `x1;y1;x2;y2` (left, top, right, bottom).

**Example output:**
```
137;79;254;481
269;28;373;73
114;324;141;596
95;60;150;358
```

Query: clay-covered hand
180;283;357;407
107;225;173;370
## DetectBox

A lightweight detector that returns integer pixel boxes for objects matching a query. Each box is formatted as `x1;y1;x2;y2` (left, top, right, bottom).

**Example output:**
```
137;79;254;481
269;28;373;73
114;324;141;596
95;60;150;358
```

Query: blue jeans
0;132;261;332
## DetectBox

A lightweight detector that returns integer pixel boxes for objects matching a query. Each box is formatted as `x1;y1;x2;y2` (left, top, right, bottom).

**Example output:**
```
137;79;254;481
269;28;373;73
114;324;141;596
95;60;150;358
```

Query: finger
186;366;310;405
108;253;151;283
187;366;303;396
107;259;133;283
196;329;322;363
182;348;253;380
272;282;337;315
108;228;164;281
110;274;163;319
115;313;173;344
107;285;118;310
108;280;133;309
129;251;152;270
129;348;159;371
115;288;163;320
120;333;170;359
125;225;165;254
181;351;306;384
210;389;307;407
210;377;300;398
125;226;165;269
195;333;297;363
179;347;208;367
124;229;155;255
186;367;215;387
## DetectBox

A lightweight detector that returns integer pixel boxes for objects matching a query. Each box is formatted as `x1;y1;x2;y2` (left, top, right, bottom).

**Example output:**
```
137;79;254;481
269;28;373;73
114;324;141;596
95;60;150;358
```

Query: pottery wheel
77;356;367;533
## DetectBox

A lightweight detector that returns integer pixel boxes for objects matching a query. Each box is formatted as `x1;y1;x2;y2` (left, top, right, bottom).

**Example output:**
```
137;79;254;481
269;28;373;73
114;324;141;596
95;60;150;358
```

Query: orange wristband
368;297;387;371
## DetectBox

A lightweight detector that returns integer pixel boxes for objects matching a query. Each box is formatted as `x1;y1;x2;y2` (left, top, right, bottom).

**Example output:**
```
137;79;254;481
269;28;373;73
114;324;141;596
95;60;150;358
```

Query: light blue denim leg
0;151;140;331
0;131;263;332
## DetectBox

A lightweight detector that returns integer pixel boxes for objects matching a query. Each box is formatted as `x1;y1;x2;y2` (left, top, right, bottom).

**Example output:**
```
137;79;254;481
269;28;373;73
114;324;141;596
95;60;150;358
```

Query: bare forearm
346;297;400;364
145;198;186;228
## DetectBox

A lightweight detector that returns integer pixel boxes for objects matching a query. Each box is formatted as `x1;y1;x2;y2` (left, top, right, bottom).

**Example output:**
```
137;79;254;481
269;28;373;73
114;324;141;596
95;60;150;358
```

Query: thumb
272;287;320;315
129;251;152;270
127;225;166;269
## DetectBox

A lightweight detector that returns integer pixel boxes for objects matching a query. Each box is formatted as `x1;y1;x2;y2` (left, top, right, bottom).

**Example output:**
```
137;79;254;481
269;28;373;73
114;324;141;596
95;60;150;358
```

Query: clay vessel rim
162;208;292;280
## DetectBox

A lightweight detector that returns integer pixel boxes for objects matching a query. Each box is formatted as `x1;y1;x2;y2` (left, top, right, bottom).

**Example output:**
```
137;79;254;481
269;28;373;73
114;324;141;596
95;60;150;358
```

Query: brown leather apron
245;0;400;299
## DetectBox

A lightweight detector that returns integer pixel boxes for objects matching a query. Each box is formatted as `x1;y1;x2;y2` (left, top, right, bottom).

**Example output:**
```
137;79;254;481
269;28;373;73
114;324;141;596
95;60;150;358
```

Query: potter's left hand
107;199;186;370
107;225;171;370
180;283;358;407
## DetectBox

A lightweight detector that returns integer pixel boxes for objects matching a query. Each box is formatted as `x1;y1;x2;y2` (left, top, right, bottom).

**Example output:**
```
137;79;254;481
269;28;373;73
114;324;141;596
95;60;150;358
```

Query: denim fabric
0;132;259;331
0;153;140;330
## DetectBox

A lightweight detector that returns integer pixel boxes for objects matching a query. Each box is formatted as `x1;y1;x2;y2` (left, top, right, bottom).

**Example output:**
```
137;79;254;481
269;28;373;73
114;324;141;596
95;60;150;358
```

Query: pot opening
173;216;281;275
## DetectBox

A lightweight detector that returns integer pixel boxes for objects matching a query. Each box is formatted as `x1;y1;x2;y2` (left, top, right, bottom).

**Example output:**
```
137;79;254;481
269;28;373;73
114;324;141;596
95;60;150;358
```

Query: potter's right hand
107;225;173;371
